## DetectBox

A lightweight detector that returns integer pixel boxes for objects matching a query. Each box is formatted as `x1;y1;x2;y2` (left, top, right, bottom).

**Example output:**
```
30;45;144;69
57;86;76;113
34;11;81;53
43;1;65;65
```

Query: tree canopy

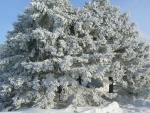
0;0;150;111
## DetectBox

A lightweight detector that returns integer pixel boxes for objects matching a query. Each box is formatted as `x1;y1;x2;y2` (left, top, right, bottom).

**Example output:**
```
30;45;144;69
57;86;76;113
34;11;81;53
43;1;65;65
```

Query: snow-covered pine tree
0;0;113;111
0;0;150;111
82;0;150;96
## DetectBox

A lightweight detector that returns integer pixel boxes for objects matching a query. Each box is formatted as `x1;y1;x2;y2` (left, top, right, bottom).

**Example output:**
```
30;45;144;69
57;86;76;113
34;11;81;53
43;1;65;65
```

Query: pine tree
0;0;150;111
83;0;150;96
0;0;112;110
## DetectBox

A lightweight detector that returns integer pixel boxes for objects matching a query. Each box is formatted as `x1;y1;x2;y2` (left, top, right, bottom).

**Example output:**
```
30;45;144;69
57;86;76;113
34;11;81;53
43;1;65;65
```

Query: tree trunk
109;77;113;93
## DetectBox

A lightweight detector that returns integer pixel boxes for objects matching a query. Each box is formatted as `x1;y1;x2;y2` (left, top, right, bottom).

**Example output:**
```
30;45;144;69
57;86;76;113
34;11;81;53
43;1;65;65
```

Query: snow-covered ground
122;104;150;113
121;99;150;113
21;102;123;113
1;100;150;113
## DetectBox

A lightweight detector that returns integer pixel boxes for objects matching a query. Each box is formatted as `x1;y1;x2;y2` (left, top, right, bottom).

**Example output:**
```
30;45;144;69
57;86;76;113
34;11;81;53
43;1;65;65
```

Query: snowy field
121;99;150;113
1;100;150;113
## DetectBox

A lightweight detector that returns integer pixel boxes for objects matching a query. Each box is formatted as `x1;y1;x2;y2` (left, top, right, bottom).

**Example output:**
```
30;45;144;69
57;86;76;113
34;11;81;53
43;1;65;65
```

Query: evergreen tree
82;0;150;96
0;0;112;110
0;0;150;111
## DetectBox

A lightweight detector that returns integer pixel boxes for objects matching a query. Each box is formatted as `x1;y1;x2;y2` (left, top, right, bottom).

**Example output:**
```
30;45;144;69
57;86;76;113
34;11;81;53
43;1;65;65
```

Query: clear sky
0;0;150;44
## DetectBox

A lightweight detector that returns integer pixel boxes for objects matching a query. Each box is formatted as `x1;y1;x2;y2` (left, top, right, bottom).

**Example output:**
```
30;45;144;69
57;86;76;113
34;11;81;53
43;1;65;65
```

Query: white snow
122;104;150;113
1;100;150;113
121;99;150;113
20;102;123;113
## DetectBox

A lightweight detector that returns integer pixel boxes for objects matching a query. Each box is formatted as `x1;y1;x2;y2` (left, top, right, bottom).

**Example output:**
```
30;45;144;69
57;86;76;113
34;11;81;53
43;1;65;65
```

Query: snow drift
1;100;150;113
22;102;123;113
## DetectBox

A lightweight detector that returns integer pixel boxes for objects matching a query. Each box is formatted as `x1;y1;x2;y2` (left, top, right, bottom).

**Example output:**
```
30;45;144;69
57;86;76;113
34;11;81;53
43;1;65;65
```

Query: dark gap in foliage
78;32;86;38
27;39;40;61
98;46;107;53
39;13;54;31
114;48;126;53
77;76;82;85
57;85;63;101
89;30;98;41
87;78;103;88
53;62;61;73
123;75;127;81
68;22;75;35
27;39;37;52
109;77;113;93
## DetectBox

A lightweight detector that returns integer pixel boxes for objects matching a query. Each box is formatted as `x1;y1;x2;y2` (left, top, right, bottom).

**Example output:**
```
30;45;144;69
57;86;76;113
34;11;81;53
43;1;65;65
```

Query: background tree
82;0;150;96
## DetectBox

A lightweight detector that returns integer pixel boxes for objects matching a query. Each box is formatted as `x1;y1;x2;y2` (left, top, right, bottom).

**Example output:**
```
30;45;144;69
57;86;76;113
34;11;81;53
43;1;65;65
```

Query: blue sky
0;0;150;44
